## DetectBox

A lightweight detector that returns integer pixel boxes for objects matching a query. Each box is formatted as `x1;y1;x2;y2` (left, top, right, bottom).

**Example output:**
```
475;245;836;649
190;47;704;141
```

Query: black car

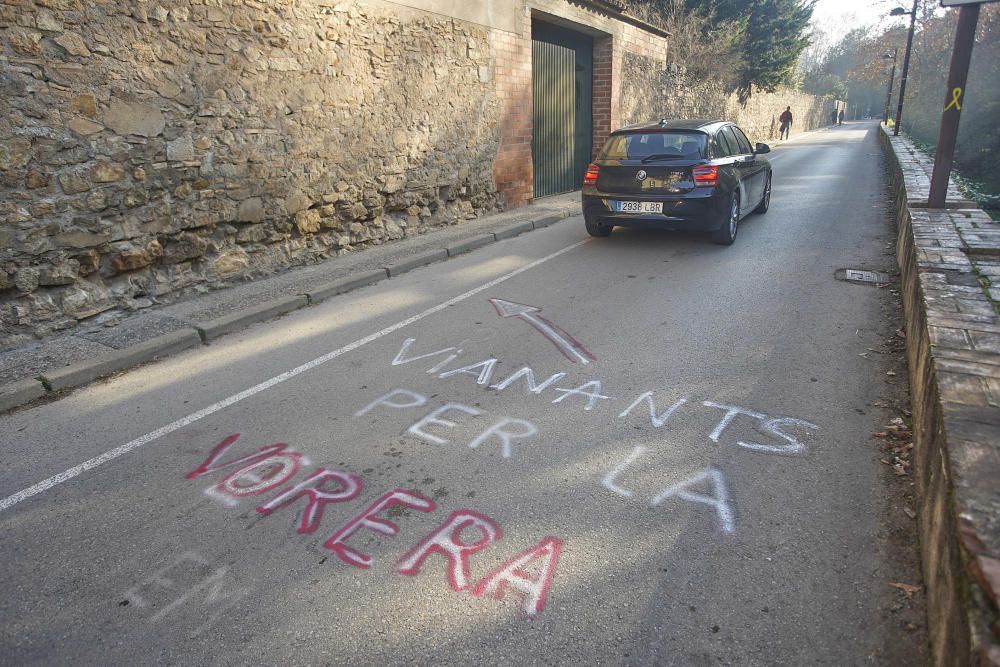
581;119;772;245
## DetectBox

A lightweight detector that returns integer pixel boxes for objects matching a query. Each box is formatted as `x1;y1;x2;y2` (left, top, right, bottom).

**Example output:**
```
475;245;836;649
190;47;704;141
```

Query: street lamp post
882;48;899;126
891;0;919;135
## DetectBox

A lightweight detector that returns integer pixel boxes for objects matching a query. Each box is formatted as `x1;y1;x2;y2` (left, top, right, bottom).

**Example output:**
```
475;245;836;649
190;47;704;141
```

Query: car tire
753;173;771;214
585;214;612;237
712;193;739;246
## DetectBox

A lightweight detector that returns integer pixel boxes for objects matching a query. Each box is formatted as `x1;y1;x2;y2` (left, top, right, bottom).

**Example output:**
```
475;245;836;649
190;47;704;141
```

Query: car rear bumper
581;191;726;231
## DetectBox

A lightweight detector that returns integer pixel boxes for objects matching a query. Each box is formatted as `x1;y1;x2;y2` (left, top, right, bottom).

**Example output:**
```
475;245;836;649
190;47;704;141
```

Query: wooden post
927;3;980;207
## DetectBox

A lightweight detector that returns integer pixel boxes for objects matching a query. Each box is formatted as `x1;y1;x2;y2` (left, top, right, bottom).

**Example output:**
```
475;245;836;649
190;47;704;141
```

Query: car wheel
712;193;739;245
753;174;771;214
585;214;612;237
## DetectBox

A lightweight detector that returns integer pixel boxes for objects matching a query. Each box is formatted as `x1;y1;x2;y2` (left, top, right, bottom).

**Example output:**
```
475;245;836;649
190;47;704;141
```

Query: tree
806;3;1000;205
801;70;847;99
684;0;816;102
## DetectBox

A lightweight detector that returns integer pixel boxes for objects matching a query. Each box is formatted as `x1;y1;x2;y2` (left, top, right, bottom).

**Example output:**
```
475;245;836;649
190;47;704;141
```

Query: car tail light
692;165;719;187
583;163;600;186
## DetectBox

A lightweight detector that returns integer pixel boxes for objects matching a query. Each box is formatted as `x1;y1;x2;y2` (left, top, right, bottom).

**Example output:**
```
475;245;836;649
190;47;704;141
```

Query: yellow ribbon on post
944;87;963;112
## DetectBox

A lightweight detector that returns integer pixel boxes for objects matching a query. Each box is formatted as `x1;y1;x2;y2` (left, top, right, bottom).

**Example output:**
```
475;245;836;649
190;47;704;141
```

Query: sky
810;0;899;42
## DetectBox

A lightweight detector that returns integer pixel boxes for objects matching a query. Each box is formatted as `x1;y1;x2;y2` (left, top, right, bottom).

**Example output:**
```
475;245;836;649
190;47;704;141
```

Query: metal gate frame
532;40;576;198
531;21;594;199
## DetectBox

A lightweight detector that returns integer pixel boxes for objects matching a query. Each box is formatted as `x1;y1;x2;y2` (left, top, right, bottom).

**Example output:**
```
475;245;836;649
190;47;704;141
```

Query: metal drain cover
836;268;891;285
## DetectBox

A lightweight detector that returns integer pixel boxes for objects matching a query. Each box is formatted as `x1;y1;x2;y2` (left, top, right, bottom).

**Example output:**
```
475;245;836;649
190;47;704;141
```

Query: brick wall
591;35;613;158
491;13;533;210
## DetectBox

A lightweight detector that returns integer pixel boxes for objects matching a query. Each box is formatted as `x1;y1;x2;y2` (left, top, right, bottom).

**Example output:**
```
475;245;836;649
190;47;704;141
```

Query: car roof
612;119;727;134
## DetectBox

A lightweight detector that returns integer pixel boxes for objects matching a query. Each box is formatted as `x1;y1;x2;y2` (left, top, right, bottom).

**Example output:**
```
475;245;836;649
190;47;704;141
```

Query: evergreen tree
684;0;815;102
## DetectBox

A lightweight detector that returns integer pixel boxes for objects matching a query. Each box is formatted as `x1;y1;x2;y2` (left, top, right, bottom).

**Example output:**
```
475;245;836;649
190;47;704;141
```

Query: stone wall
1;0;837;345
879;126;1000;666
620;50;836;144
0;0;502;345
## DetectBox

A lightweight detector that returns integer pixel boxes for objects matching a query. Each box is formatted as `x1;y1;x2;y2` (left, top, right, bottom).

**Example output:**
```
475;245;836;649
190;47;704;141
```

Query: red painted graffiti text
186;434;564;616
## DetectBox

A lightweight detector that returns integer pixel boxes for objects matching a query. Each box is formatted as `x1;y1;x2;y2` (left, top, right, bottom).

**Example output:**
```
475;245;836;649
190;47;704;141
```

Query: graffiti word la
186;434;563;616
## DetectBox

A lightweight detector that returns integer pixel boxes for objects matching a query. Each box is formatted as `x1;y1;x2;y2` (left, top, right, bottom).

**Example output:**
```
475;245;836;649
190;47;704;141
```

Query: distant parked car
581;119;772;245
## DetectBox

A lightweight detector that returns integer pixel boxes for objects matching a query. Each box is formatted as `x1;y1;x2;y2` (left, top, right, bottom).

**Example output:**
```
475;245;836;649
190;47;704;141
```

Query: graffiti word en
122;551;248;636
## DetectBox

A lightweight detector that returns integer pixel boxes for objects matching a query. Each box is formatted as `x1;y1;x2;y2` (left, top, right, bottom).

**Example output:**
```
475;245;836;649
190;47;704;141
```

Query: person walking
838;109;845;125
779;106;793;140
832;107;838;125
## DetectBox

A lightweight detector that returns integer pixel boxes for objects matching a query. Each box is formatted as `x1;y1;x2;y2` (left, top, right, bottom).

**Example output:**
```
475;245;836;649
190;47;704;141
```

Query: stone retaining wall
879;125;1000;666
1;0;835;345
620;51;835;143
1;0;502;345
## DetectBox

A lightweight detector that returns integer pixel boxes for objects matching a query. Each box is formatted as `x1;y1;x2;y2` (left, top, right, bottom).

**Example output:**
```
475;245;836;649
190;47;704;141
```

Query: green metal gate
532;22;593;198
532;40;576;198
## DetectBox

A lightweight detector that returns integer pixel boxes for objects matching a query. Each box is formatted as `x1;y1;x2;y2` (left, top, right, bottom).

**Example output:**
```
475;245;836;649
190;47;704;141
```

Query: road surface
0;123;920;665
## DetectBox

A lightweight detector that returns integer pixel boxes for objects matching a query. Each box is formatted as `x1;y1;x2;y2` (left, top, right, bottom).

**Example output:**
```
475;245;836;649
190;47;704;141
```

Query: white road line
0;238;591;513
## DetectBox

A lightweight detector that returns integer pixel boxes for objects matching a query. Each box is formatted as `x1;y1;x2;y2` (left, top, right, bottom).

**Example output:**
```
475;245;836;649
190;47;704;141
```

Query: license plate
613;200;663;214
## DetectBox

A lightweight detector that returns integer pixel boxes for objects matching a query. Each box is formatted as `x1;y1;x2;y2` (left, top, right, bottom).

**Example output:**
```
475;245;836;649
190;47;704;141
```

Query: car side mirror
755;143;771;154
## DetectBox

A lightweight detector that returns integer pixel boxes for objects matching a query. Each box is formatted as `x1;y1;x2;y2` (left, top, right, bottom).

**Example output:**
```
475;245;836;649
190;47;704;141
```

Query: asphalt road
1;122;911;665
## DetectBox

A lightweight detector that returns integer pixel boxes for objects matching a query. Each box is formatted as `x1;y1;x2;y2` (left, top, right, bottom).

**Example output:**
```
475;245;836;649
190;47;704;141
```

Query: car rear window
600;131;707;161
716;127;739;156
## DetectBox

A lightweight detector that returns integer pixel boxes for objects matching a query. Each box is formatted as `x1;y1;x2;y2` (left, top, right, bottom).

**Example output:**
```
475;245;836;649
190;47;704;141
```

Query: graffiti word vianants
122;551;248;636
392;338;819;456
384;338;823;536
185;434;563;616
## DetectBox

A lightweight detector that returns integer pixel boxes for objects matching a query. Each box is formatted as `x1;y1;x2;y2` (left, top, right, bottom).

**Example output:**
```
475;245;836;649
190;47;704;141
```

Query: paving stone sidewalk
0;192;582;412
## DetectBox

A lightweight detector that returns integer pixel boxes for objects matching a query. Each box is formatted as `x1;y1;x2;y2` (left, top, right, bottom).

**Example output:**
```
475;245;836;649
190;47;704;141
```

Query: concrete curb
446;234;495;257
385;248;449;277
41;329;204;393
306;269;389;305
195;295;309;341
494;220;534;240
0;203;581;413
532;213;566;229
0;378;47;413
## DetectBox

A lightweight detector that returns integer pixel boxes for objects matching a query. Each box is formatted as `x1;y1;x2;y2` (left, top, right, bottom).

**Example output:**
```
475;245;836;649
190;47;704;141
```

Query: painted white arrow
488;298;595;364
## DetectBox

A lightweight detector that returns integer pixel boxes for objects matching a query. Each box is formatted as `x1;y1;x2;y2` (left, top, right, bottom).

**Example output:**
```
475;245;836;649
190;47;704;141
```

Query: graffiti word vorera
185;434;564;616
